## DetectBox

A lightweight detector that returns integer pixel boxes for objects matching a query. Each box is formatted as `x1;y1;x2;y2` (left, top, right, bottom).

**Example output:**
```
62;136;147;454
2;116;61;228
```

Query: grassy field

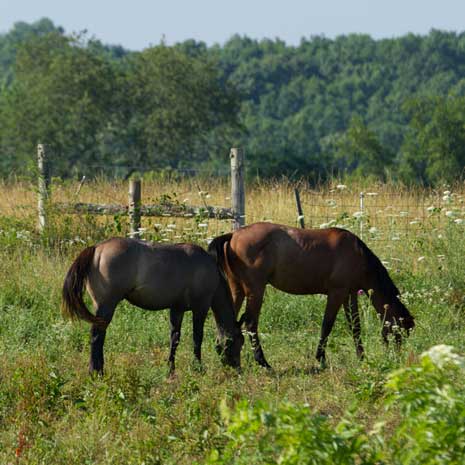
0;177;464;464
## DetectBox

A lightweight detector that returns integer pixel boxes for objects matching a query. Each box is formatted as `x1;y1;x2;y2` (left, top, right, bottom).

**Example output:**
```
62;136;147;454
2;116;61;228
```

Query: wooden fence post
230;148;245;230
359;191;365;239
128;178;141;237
37;143;50;232
294;188;305;228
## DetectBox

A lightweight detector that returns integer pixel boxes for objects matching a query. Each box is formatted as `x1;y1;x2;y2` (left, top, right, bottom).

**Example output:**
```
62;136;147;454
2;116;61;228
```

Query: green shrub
384;344;465;465
208;345;465;465
207;400;377;465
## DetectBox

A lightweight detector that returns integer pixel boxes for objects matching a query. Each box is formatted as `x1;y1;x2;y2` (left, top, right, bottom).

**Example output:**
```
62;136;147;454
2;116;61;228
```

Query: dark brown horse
62;238;244;375
208;222;414;368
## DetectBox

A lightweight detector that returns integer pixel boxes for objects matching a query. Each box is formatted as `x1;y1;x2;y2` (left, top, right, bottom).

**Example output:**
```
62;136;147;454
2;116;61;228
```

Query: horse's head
381;298;415;343
215;327;244;369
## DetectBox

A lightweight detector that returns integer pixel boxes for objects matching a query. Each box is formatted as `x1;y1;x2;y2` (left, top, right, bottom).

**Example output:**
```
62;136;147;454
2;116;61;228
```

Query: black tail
208;233;233;281
62;245;102;325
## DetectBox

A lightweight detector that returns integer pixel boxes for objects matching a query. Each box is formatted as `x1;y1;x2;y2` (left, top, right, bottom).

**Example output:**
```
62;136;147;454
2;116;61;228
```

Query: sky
2;0;465;50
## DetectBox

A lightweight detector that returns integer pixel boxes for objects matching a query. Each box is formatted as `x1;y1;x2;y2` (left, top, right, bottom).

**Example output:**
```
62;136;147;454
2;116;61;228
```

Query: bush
207;400;377;465
384;344;465;465
208;345;465;465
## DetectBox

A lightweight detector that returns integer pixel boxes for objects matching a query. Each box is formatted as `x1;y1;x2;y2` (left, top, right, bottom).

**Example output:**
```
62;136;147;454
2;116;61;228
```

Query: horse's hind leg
316;289;347;367
89;304;116;375
230;278;245;317
243;288;271;369
343;292;364;359
168;308;184;375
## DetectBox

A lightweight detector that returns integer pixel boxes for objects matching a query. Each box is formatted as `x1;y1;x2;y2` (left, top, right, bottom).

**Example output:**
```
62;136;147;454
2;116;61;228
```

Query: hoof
319;358;328;370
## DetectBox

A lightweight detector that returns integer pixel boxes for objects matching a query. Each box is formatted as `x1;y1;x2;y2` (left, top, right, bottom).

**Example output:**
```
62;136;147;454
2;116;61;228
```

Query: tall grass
0;178;463;463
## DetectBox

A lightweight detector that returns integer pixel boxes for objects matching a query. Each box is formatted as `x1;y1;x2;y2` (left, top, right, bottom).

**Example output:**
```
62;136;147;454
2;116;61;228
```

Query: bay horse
208;222;414;368
62;238;244;375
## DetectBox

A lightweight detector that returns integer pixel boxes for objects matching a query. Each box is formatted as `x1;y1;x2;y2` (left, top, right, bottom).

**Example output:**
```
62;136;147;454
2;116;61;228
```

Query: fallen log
54;202;234;220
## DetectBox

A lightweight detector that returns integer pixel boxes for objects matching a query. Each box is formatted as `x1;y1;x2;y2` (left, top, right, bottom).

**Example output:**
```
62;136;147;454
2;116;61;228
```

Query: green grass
0;180;464;464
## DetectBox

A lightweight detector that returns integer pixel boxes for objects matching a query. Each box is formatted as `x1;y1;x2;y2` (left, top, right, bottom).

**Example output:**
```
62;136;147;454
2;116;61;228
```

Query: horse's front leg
243;288;270;369
316;289;347;367
168;308;184;375
192;306;209;365
89;304;115;375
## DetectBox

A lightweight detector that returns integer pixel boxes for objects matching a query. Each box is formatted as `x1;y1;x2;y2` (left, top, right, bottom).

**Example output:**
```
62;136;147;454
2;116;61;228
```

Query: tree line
1;18;464;184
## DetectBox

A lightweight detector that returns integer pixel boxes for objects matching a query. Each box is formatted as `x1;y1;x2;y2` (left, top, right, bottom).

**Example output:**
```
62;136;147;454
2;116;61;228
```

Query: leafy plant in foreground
207;345;465;465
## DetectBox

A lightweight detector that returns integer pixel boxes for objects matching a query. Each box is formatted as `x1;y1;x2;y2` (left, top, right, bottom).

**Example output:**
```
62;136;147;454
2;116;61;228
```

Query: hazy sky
2;0;465;50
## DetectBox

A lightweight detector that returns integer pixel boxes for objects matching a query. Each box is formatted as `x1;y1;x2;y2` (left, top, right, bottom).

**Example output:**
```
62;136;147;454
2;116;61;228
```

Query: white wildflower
198;223;208;228
454;218;463;225
353;211;364;219
336;184;347;190
421;345;465;369
417;256;425;262
426;206;436;212
369;227;378;234
320;220;336;229
445;210;456;218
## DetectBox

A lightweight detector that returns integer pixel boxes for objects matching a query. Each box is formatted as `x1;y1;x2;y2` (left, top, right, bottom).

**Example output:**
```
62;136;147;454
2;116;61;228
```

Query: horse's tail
358;237;413;321
62;245;101;325
208;233;233;281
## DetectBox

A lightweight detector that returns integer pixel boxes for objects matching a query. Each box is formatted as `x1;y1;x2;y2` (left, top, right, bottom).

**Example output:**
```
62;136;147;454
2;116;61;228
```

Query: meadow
0;176;464;464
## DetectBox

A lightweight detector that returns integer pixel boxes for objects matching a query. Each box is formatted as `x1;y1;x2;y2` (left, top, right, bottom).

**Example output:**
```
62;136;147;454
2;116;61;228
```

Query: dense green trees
401;95;465;183
0;32;116;175
0;19;464;183
122;45;241;169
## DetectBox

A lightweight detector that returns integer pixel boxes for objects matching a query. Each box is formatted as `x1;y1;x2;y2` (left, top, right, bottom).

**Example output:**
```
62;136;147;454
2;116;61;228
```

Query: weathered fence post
359;191;365;239
294;188;305;228
128;178;141;237
230;148;245;230
37;143;50;232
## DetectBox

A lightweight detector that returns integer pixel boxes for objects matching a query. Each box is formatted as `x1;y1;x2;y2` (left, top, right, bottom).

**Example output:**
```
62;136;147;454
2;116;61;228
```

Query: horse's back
89;238;219;311
228;223;364;294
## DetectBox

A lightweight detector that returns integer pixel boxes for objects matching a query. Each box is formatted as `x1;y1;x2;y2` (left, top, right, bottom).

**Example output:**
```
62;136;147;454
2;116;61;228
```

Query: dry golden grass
0;176;463;271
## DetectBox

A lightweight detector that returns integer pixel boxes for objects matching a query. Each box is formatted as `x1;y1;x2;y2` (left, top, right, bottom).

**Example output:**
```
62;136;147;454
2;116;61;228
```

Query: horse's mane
357;237;400;298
